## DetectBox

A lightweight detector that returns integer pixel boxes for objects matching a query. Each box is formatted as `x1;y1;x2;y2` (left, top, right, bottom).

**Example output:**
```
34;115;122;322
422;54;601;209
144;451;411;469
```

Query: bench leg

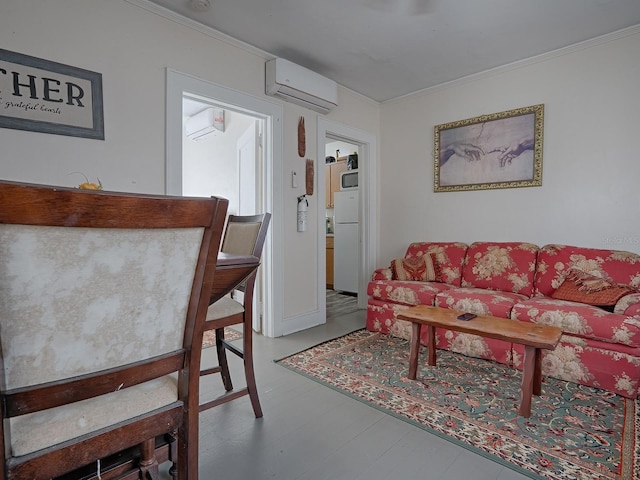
427;325;436;366
520;345;542;417
408;322;421;380
408;323;437;381
533;347;543;396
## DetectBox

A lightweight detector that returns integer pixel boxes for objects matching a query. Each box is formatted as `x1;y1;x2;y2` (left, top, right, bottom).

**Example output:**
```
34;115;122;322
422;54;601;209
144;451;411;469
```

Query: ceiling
147;0;640;102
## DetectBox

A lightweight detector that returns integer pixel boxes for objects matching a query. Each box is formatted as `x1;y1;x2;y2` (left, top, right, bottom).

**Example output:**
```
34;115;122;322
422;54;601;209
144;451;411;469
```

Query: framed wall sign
434;104;543;192
0;49;104;140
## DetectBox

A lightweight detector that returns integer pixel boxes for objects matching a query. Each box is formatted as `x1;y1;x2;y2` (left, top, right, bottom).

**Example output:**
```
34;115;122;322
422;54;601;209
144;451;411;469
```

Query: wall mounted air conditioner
185;107;224;141
265;58;338;114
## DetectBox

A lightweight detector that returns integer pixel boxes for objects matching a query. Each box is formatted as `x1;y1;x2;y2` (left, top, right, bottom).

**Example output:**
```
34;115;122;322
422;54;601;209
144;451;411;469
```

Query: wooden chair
0;181;228;480
199;213;271;417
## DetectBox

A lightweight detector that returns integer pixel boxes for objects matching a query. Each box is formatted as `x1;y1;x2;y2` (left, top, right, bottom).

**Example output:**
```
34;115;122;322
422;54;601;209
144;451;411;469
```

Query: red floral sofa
367;242;640;398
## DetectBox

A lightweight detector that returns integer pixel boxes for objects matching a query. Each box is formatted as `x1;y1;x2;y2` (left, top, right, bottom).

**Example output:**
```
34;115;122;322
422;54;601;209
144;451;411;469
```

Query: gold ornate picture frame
434;104;543;192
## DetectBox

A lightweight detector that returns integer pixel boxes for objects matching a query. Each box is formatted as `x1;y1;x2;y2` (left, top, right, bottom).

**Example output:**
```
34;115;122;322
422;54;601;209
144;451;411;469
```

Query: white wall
182;109;255;215
10;0;632;326
0;0;380;327
280;91;378;320
378;27;640;263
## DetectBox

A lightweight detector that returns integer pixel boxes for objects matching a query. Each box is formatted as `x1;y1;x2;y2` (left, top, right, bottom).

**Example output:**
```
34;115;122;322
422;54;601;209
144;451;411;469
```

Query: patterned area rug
202;327;242;348
276;330;639;479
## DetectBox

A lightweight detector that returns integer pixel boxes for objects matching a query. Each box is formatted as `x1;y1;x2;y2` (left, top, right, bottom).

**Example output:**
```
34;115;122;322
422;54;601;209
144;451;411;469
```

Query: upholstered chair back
222;220;262;256
1;225;201;391
0;181;228;479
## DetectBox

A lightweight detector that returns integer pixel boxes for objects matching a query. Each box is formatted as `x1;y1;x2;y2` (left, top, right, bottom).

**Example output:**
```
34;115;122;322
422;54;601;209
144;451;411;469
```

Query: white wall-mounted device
265;58;338;114
185;107;225;141
297;195;308;232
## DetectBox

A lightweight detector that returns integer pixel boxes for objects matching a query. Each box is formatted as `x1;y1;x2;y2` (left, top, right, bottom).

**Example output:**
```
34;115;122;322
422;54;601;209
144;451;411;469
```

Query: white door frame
317;118;378;314
166;69;284;337
236;120;262;332
237;120;259;216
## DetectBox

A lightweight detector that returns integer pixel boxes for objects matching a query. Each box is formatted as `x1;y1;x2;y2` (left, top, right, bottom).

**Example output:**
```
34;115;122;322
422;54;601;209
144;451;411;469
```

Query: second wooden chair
199;213;271;418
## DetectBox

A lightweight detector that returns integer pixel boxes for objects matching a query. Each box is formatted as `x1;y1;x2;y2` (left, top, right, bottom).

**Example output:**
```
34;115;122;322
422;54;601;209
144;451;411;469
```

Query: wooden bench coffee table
398;305;563;418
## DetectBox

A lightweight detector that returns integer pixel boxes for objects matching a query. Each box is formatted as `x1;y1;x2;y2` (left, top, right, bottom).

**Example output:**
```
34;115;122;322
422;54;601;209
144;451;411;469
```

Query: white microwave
340;169;358;190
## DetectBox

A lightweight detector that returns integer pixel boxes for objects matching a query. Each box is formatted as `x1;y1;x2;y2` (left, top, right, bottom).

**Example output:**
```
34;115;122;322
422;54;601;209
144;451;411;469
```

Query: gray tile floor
189;298;533;480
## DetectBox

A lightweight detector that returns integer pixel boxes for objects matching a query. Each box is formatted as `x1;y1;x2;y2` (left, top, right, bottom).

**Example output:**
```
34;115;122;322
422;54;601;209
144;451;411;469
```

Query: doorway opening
182;96;261;215
166;69;284;337
182;95;264;331
325;138;359;302
317;118;378;323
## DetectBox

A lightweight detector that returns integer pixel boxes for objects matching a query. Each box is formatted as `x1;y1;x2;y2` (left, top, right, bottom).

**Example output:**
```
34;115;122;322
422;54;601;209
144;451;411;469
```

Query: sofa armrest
615;292;640;316
371;267;392;281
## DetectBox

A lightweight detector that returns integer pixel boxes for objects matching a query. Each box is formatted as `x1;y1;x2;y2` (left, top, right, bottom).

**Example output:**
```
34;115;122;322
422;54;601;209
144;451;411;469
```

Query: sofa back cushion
404;242;468;286
534;244;640;297
461;242;539;296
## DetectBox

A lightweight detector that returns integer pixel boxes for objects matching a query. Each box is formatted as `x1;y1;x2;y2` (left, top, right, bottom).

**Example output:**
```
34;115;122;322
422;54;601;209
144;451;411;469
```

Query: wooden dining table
210;252;261;304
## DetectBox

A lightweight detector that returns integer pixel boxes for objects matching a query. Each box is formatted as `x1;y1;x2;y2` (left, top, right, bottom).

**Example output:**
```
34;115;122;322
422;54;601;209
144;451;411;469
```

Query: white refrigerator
333;190;359;294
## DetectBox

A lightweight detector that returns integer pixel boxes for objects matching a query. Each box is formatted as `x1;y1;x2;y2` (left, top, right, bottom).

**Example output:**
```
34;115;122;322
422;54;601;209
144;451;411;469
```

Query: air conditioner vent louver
185;107;224;141
265;58;338;114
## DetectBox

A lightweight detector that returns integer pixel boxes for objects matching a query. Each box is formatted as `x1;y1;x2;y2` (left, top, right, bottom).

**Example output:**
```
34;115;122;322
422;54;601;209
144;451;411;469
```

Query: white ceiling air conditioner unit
265;58;338;114
185;107;224;141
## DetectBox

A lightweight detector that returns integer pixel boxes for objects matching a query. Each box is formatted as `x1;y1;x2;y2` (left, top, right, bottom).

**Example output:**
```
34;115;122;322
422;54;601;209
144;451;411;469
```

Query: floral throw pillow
551;268;635;306
390;254;438;282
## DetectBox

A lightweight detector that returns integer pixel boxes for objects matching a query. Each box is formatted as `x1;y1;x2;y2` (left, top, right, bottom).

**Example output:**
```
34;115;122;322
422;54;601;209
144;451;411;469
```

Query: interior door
237;120;262;331
238;120;259;216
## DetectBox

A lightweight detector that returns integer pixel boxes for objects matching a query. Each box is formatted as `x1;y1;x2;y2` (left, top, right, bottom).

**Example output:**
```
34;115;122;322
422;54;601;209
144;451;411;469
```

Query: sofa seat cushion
434;287;529;318
461;242;539;296
511;297;640;348
367;279;453;306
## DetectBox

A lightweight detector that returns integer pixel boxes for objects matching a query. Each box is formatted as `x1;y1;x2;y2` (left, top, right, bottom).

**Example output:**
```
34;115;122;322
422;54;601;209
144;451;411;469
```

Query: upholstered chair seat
10;376;177;457
206;297;245;321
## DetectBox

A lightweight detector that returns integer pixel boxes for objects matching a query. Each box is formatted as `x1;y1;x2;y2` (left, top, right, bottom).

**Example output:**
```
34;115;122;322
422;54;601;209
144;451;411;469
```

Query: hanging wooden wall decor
305;159;314;196
298;116;306;157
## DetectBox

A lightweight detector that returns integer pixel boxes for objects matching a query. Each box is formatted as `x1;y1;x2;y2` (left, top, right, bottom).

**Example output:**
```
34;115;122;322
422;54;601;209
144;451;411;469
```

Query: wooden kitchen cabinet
325;160;347;208
326;235;334;288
